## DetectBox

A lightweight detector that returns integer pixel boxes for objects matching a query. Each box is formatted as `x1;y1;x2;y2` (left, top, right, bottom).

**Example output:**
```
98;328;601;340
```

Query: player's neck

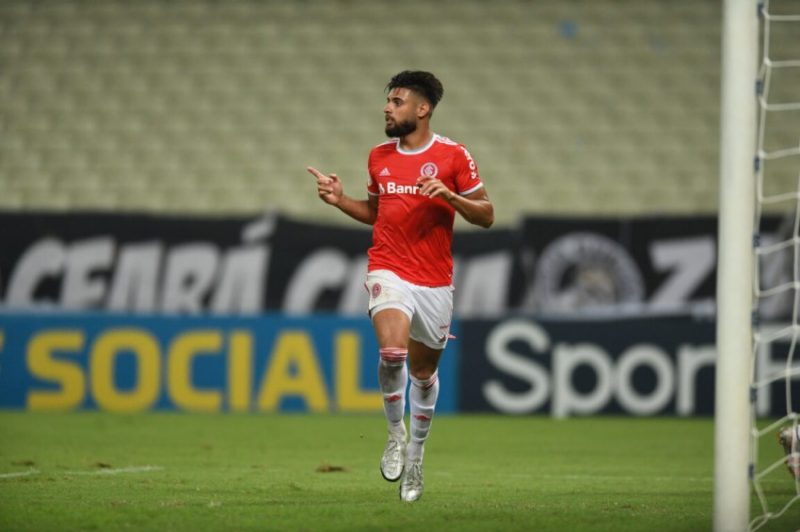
399;126;433;152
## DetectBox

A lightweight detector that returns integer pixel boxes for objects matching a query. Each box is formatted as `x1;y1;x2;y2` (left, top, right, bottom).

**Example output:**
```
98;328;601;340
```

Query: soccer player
307;70;494;502
778;425;800;478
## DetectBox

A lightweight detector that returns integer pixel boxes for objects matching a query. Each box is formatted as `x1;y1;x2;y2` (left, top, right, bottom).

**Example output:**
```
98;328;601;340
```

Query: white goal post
714;0;758;531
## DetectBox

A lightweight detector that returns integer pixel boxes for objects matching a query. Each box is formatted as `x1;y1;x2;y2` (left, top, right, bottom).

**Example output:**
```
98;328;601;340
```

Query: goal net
749;0;800;529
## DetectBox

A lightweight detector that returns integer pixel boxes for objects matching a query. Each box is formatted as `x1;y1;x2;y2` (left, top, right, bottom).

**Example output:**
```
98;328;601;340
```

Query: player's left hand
416;176;455;203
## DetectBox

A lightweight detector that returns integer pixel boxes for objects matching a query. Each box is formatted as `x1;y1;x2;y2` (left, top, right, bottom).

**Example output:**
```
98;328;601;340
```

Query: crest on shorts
371;283;382;299
420;162;439;178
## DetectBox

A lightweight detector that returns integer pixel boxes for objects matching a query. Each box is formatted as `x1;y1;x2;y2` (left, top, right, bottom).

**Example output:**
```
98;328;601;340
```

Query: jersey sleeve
367;148;380;196
453;145;484;196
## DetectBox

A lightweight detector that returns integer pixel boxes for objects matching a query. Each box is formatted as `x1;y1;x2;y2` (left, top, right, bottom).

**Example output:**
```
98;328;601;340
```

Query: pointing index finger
307;167;325;179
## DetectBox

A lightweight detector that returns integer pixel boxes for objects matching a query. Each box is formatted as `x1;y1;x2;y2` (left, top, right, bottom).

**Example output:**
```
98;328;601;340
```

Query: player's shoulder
434;134;461;147
370;138;399;154
433;134;471;154
433;135;474;163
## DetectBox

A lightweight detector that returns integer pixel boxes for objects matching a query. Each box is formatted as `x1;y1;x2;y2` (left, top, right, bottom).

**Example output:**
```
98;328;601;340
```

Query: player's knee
410;369;438;387
380;347;408;366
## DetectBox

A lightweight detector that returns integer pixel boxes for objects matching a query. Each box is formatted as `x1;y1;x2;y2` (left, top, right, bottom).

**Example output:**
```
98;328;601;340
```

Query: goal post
714;0;758;531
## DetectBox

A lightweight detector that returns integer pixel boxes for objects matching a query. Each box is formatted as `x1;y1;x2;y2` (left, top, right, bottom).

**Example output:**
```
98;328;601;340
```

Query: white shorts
365;269;454;350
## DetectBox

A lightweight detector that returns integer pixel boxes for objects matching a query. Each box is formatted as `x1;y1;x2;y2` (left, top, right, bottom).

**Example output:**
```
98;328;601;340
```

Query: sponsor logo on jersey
379;167;391;176
420;162;439;178
385;181;419;195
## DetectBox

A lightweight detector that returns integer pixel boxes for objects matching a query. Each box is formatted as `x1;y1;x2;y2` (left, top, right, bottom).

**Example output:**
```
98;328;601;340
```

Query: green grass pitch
1;413;798;531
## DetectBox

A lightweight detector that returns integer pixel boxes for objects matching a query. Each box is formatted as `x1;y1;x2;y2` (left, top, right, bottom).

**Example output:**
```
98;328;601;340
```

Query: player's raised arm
307;166;378;226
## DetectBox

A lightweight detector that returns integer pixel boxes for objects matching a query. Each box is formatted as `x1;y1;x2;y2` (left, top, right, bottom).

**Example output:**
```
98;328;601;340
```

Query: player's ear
417;101;431;120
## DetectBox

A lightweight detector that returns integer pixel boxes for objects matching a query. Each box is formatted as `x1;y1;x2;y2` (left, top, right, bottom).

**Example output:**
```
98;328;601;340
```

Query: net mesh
750;1;800;529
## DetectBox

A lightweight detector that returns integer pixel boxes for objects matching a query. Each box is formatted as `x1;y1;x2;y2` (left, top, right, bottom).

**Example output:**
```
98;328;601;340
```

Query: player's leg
371;308;411;481
400;340;443;502
372;307;411;425
400;283;451;502
407;339;443;459
366;270;415;482
778;424;800;478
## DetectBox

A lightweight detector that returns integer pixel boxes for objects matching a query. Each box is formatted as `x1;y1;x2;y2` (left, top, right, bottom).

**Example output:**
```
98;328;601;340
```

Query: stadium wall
1;211;786;317
1;211;798;417
0;313;459;414
1;311;797;418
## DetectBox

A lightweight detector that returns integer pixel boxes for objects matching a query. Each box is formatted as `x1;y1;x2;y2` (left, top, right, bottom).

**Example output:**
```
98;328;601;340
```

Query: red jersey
366;133;484;287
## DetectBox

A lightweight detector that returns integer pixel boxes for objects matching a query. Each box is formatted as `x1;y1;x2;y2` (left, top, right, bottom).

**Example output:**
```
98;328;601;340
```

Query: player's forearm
336;195;376;225
448;195;494;228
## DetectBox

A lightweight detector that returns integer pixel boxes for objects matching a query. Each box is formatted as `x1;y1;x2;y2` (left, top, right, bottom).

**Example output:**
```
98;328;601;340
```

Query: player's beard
385;118;417;138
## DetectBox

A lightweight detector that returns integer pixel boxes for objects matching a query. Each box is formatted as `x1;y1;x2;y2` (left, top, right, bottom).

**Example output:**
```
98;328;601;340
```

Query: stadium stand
0;0;796;225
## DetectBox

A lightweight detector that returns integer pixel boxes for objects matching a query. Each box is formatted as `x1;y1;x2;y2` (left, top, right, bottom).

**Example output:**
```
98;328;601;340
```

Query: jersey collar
396;133;437;155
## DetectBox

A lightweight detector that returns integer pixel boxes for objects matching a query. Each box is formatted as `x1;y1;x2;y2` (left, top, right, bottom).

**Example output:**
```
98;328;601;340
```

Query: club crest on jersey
420;162;439;178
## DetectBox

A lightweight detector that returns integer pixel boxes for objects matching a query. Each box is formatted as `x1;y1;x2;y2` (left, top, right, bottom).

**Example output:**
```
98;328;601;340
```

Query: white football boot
778;426;800;479
400;460;423;502
380;426;407;482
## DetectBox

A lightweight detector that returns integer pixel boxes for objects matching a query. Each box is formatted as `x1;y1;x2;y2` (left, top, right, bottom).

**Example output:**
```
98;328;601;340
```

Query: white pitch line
0;465;164;479
63;465;164;476
0;469;39;479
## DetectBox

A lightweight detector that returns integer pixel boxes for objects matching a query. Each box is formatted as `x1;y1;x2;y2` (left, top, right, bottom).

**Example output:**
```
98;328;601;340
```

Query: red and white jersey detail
366;133;484;287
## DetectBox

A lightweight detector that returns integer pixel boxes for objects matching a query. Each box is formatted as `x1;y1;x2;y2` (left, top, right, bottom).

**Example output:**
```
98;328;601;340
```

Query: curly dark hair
386;71;444;112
